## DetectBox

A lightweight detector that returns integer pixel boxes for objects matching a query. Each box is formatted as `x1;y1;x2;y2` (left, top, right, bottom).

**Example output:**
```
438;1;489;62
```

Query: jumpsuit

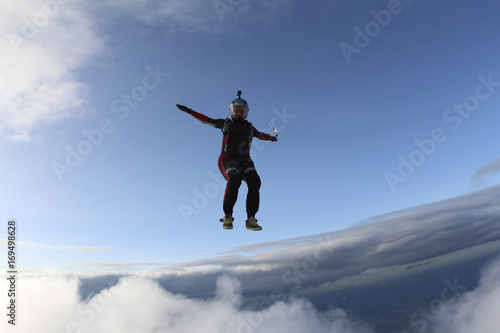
185;109;275;218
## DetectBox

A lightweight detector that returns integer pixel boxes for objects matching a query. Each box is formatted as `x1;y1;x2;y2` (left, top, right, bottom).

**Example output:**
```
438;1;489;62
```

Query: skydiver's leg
242;161;261;218
218;156;242;216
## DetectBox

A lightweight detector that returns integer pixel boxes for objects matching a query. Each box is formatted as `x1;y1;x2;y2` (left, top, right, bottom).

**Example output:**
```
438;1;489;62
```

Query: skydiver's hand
270;136;278;142
176;104;191;113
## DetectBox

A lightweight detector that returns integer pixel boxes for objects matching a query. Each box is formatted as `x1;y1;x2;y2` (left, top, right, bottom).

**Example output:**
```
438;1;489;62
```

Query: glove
270;136;278;142
176;104;191;113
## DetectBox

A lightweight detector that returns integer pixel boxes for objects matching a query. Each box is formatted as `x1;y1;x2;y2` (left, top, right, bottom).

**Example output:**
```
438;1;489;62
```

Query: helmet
229;91;249;120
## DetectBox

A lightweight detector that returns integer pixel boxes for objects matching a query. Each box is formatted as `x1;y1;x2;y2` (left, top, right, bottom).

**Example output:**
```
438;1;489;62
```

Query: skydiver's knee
245;171;261;189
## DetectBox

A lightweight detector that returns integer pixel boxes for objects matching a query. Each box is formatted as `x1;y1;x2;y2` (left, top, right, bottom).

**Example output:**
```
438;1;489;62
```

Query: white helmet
229;91;249;120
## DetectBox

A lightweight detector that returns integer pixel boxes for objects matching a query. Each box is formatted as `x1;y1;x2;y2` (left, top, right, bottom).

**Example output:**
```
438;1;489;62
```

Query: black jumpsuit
185;109;275;218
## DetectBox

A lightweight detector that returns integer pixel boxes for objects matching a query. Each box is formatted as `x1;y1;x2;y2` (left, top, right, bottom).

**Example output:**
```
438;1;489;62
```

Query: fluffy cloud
1;273;372;333
3;258;500;333
428;256;500;333
0;0;106;141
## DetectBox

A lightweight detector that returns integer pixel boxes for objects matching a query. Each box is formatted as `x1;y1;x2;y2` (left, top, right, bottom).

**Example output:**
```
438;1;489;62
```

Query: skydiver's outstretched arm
253;127;278;142
176;104;224;129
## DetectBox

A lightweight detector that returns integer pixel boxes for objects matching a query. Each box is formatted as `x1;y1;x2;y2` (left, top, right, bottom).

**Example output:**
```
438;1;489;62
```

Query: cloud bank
2;273;372;333
2;186;500;332
4;257;500;333
143;185;500;301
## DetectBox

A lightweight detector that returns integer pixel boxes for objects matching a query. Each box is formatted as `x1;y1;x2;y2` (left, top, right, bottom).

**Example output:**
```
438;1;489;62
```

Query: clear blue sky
1;0;499;271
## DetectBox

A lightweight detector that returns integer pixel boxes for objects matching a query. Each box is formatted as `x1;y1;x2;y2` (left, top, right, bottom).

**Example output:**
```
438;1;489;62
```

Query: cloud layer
2;186;499;332
2;273;372;333
3;257;500;333
142;185;500;301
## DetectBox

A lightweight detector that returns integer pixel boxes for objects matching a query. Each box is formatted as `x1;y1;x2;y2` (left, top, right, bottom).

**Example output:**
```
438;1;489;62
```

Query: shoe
245;216;262;231
221;215;234;229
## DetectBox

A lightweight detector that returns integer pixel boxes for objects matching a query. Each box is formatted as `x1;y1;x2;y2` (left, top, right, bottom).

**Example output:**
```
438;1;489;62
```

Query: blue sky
1;0;499;272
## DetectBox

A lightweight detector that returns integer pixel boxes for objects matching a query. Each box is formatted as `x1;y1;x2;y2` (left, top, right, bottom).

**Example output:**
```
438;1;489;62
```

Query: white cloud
1;273;373;333
0;0;296;141
0;0;106;141
472;159;500;189
429;256;500;333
